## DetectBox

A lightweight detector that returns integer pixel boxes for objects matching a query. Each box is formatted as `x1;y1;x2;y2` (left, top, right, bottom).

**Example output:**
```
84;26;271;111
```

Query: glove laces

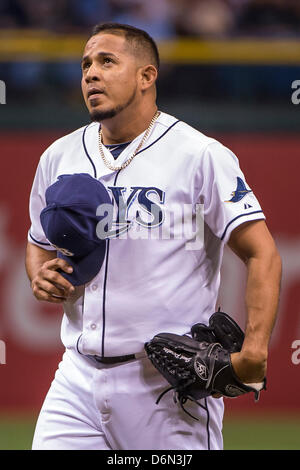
155;342;222;420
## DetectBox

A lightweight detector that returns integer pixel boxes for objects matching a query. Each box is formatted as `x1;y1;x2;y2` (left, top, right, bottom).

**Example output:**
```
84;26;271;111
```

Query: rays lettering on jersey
96;186;165;240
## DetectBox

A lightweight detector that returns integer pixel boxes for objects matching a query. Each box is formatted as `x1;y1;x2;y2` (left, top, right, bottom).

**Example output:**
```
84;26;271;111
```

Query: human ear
139;65;158;90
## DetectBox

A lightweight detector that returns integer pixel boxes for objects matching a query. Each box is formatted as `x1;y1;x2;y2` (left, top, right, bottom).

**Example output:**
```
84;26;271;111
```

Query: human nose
84;62;100;83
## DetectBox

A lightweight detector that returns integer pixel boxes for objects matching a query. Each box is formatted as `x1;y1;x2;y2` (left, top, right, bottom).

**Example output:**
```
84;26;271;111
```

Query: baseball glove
144;310;266;419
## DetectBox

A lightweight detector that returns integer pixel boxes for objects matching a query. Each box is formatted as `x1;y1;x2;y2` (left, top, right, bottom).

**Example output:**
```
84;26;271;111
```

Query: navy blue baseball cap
40;173;113;286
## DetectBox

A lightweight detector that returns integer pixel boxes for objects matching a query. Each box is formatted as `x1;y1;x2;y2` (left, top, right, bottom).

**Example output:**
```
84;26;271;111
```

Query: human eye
81;61;91;71
103;56;114;65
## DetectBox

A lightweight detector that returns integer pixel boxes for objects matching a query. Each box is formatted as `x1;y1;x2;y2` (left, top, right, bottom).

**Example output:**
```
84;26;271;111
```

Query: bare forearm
25;242;57;281
242;249;282;358
25;242;74;303
228;220;282;383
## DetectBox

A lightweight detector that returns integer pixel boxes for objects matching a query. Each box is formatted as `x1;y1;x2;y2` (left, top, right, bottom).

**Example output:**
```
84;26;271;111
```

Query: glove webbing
153;342;222;420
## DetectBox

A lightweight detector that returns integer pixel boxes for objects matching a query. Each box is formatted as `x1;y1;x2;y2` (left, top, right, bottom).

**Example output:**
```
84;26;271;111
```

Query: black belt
87;351;146;365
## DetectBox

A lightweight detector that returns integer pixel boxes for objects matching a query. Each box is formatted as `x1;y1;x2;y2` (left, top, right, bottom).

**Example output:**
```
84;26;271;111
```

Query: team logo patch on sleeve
225;177;252;203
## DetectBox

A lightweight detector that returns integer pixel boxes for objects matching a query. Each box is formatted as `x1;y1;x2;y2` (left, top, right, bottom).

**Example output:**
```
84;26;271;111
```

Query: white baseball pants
32;349;224;450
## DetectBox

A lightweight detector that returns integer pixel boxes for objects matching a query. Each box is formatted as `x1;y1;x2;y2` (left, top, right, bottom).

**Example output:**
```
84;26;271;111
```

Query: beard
89;86;137;123
90;106;120;122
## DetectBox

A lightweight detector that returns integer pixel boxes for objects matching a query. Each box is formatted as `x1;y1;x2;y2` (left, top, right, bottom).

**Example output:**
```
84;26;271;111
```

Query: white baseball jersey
28;111;265;358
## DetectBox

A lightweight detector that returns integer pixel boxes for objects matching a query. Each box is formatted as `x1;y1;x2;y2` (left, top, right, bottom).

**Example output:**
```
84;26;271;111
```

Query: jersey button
90;323;97;330
91;284;98;291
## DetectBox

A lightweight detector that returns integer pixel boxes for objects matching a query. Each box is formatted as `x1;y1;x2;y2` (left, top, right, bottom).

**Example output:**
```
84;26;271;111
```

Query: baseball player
25;23;282;450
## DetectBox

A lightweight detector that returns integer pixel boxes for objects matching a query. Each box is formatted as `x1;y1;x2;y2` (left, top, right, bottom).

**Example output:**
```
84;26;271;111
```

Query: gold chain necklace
98;110;160;171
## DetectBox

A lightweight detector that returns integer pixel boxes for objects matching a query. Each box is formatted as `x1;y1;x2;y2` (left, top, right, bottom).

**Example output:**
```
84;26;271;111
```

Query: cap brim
57;241;107;286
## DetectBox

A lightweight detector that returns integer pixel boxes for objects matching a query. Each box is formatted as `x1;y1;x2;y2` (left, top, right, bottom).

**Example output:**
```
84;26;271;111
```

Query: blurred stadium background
0;0;300;450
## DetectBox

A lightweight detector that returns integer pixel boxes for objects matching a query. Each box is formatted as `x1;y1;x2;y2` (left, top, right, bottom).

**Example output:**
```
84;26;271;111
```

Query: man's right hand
31;258;75;303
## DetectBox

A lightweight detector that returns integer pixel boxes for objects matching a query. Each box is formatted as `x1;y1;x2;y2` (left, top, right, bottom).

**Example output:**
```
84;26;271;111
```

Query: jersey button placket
90;286;98;333
81;274;104;355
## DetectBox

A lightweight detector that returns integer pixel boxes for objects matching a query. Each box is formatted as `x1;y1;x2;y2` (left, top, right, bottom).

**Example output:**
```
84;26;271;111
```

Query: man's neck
100;104;158;145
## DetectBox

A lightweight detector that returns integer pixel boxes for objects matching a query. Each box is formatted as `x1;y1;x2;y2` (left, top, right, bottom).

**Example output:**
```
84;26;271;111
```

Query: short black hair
90;22;160;70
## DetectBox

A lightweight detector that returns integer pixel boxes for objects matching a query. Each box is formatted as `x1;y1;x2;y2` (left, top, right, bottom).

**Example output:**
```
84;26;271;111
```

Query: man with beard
26;23;281;450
